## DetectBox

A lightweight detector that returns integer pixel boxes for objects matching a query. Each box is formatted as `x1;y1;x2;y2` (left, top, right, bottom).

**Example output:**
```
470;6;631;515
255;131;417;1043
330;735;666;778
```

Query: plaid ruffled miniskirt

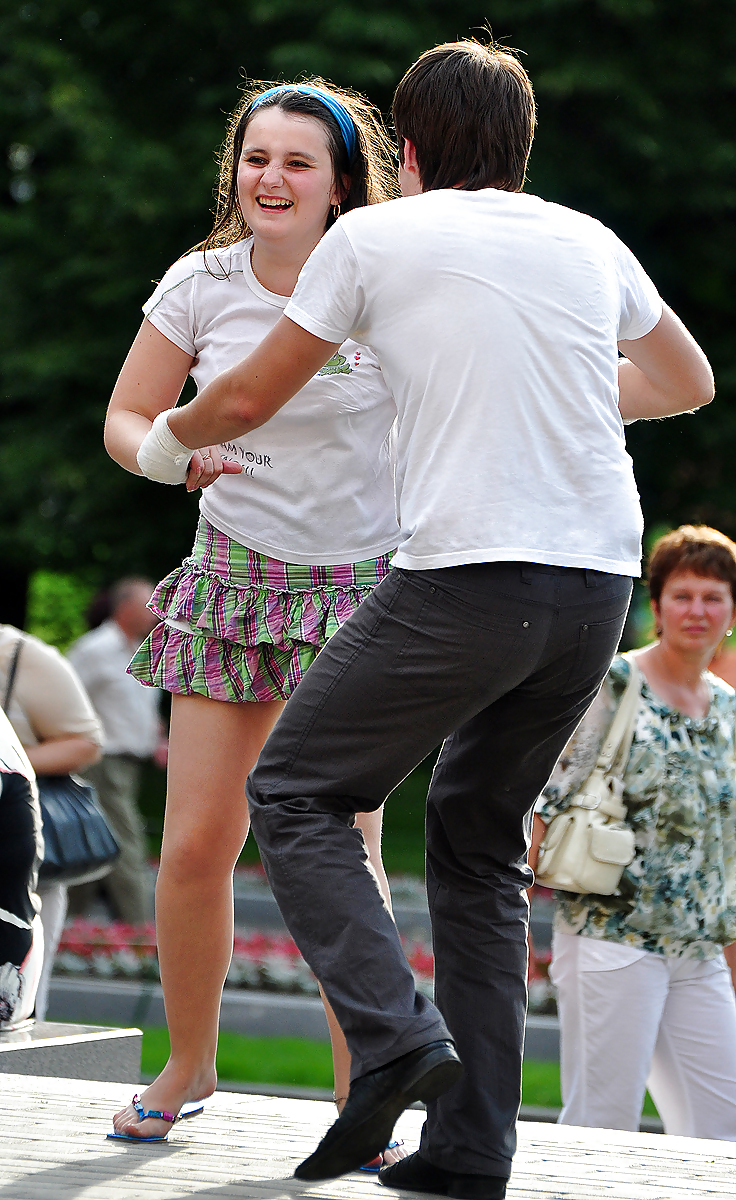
128;516;393;703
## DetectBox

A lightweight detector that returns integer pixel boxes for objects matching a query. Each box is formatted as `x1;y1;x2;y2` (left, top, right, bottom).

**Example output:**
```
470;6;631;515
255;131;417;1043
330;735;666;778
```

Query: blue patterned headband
250;85;358;159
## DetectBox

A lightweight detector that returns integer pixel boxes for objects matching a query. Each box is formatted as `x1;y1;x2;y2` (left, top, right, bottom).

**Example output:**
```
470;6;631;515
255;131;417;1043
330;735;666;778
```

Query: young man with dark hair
131;40;714;1197
392;42;536;191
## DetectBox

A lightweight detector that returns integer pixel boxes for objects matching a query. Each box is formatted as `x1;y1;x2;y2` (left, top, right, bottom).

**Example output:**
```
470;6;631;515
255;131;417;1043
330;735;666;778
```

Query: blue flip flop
359;1140;404;1172
107;1094;205;1143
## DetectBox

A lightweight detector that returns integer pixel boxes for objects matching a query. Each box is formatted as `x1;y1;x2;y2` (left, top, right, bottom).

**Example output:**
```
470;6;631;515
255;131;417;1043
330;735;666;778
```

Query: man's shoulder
68;620;122;659
338;194;432;239
340;188;612;243
4;627;64;668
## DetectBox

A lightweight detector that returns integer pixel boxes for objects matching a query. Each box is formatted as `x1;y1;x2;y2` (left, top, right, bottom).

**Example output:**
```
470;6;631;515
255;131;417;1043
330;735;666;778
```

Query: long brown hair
200;78;398;255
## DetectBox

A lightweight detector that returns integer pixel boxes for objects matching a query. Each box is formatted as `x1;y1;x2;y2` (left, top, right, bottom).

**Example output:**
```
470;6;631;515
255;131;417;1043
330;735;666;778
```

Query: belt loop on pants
520;566;534;585
584;569;597;588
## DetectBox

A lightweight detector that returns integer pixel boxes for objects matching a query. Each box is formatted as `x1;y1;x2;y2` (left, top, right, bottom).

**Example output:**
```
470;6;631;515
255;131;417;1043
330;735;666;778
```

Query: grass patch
142;1028;334;1089
141;1029;658;1118
141;751;437;875
521;1060;562;1109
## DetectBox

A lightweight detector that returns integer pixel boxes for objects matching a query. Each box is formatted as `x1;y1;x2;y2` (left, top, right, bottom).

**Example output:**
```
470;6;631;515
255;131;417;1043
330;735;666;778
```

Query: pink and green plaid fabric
128;517;393;703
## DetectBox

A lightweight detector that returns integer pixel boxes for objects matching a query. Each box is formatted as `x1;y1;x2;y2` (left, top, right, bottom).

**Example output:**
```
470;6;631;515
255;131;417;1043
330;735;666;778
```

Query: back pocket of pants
560;612;627;695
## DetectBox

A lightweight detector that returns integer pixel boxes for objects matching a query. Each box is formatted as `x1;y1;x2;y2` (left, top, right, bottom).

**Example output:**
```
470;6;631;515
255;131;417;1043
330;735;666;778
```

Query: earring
727;629;733;637
332;203;341;219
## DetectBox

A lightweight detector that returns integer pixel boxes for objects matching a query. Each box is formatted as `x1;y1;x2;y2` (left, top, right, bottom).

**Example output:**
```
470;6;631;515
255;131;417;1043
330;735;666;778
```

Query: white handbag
535;654;640;895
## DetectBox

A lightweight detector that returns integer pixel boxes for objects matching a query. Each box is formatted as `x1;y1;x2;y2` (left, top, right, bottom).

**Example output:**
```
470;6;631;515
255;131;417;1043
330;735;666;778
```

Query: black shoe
379;1151;507;1199
293;1040;462;1181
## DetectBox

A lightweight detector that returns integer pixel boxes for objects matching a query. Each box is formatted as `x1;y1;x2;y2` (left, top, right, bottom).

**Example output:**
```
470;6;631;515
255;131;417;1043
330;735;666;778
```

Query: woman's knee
159;826;243;884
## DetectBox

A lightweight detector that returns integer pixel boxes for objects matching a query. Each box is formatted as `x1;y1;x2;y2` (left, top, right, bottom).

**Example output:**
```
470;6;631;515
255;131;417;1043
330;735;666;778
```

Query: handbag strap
595;651;641;776
2;636;24;713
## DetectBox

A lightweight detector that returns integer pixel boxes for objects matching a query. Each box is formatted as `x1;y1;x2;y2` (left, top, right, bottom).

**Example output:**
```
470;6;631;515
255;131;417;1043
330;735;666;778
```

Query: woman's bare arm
105;320;193;473
25;735;101;776
104;320;241;491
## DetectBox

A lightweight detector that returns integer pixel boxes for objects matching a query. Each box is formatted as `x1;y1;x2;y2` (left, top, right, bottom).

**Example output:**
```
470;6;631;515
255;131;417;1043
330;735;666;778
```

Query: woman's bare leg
325;805;407;1163
113;691;283;1137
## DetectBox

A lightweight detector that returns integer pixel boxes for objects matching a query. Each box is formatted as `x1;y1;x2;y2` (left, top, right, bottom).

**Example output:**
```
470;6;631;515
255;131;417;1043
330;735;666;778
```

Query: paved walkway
2;1072;736;1199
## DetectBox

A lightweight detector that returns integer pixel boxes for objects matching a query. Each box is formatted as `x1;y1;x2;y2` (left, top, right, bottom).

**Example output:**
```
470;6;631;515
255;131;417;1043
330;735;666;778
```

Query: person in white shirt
68;578;165;925
103;81;405;1157
130;40;714;1193
0;625;103;1018
0;709;43;1031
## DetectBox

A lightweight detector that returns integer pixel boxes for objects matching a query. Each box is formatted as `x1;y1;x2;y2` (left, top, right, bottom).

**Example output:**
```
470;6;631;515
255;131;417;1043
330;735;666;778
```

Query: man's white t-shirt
285;189;663;577
143;239;399;565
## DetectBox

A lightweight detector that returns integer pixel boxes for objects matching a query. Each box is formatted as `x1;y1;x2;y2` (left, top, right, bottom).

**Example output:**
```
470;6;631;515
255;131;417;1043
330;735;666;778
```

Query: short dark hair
392;39;536;193
648;525;736;605
109;577;154;614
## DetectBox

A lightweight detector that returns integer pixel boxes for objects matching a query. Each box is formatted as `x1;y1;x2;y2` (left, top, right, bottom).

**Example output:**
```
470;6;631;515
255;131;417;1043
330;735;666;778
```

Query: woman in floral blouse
531;524;736;1138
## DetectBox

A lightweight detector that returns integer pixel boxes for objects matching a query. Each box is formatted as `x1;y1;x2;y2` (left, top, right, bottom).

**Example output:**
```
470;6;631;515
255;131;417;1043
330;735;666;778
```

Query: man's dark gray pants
248;562;632;1179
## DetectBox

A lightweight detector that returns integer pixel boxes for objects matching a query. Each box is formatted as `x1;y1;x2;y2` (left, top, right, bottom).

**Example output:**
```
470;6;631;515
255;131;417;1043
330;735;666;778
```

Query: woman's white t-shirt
143;239;399;565
284;189;664;577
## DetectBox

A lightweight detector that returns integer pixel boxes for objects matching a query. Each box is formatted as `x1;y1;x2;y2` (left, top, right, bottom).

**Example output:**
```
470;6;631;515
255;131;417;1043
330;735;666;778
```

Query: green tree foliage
1;0;735;588
25;568;95;649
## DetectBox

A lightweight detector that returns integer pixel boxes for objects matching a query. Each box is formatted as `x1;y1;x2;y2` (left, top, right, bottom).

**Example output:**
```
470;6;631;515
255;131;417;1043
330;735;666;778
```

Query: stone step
46;977;560;1058
0;1020;141;1082
1;1072;728;1199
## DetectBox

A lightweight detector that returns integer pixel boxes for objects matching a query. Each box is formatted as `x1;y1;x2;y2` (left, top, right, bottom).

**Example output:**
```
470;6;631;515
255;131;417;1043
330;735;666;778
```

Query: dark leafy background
1;0;735;593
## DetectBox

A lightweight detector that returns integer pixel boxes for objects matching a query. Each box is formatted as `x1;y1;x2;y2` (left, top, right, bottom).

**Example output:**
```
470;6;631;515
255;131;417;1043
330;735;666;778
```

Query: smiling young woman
103;81;404;1158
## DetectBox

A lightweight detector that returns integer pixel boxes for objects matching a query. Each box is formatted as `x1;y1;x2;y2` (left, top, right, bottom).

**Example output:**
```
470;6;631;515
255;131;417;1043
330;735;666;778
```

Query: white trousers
34;882;68;1022
551;931;736;1139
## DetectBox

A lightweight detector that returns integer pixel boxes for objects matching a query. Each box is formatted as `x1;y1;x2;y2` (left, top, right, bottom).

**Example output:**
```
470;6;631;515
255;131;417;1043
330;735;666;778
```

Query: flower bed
53;920;437;1000
53;918;556;1013
231;864;428;905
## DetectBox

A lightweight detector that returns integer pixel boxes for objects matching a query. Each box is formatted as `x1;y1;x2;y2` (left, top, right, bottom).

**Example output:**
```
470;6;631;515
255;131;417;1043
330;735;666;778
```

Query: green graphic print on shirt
537;654;736;959
317;352;352;376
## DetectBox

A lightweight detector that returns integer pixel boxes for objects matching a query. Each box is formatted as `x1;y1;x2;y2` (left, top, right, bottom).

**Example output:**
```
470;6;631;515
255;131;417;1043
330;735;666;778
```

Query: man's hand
528;813;547;873
135;413;245;486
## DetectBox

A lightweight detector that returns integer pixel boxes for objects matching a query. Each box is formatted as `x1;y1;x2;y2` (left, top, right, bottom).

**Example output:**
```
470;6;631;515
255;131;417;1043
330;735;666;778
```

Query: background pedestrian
532;525;736;1138
67;578;167;925
0;621;103;1018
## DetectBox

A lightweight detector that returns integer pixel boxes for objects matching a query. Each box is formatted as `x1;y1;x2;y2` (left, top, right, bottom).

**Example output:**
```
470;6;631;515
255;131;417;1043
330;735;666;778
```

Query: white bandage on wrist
136;410;193;484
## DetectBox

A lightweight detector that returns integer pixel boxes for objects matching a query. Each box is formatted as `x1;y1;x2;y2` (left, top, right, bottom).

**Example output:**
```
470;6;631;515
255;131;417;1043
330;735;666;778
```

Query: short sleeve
142;254;201;356
284;223;366;344
609;233;663;342
13;637;104;748
0;709;35;781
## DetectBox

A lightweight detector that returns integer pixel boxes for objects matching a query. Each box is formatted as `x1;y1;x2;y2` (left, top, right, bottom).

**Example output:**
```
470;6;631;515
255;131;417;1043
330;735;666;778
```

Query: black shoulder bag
3;637;120;886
